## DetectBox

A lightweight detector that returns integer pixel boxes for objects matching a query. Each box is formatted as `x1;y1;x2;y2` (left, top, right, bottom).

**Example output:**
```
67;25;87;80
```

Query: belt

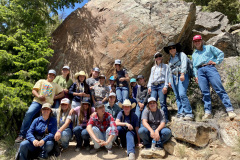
117;83;127;87
198;64;215;69
152;81;165;86
173;72;181;75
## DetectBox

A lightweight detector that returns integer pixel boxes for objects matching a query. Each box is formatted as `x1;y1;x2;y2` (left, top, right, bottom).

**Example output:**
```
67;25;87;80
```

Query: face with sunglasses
154;53;163;65
168;45;177;56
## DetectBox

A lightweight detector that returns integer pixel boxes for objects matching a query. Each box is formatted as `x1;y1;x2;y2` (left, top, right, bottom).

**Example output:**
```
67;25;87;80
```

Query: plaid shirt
87;112;118;136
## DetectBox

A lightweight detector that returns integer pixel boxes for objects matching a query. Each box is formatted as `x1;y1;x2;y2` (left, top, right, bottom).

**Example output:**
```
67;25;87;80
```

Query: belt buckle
119;84;123;87
153;82;159;86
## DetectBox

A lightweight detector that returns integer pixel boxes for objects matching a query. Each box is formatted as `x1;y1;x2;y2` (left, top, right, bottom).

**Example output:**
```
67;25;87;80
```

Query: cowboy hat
163;42;182;54
118;99;136;109
74;71;87;79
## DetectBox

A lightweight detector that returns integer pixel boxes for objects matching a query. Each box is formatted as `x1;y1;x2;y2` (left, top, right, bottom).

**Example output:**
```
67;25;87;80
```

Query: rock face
193;6;229;41
50;0;196;78
170;117;218;147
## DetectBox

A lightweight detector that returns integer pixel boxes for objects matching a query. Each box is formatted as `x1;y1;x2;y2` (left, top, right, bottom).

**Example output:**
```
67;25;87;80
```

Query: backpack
177;52;194;79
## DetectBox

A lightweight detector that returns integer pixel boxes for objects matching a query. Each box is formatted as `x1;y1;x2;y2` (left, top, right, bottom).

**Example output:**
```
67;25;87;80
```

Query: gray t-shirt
142;108;165;130
52;109;74;128
86;77;99;87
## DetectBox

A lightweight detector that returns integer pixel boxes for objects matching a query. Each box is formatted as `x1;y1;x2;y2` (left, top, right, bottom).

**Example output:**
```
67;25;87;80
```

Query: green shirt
104;102;121;120
53;75;73;89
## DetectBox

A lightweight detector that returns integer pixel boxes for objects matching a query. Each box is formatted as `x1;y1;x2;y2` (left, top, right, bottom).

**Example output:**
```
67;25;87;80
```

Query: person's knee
138;127;147;135
81;130;90;140
19;140;29;150
44;141;54;152
161;128;172;138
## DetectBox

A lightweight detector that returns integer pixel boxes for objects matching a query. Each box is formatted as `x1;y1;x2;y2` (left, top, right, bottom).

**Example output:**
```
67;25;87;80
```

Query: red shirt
87;112;118;136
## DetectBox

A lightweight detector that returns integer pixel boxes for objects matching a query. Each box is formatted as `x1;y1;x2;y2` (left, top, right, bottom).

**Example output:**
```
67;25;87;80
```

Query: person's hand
100;141;108;146
148;88;151;94
90;86;94;90
69;109;75;116
54;131;61;141
208;60;216;65
78;92;84;96
38;95;46;101
139;103;144;111
168;83;172;88
90;112;97;118
180;74;185;82
154;131;160;141
63;89;68;93
195;77;198;84
119;78;125;82
38;140;45;147
150;130;155;139
33;140;39;147
126;123;133;131
162;87;167;94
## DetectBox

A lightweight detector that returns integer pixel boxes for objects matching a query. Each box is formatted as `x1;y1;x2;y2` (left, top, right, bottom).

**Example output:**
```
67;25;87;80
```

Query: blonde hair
78;103;92;125
57;104;71;128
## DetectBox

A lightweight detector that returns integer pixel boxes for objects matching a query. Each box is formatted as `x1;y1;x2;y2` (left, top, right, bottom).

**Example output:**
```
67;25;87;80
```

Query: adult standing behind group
147;52;169;122
164;42;194;121
192;35;237;120
69;71;90;108
15;70;64;143
114;59;130;103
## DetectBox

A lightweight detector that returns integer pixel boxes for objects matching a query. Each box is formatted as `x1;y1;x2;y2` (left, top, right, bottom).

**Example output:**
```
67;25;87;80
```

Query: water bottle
151;139;156;150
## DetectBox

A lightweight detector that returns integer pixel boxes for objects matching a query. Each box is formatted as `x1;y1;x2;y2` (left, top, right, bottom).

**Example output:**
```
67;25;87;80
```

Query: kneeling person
138;97;171;149
116;99;140;160
87;101;118;154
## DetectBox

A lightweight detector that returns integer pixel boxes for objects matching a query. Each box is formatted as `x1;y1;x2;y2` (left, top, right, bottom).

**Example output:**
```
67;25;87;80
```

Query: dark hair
76;77;90;94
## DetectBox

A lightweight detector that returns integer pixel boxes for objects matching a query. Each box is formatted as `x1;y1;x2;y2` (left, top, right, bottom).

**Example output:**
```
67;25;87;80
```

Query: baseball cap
95;101;105;108
137;75;144;80
193;35;202;41
81;97;91;105
130;78;136;83
62;66;70;70
154;52;162;58
61;98;70;104
109;76;115;81
93;67;100;72
148;97;157;103
115;59;121;65
109;92;116;97
99;74;106;79
42;103;52;109
48;69;56;75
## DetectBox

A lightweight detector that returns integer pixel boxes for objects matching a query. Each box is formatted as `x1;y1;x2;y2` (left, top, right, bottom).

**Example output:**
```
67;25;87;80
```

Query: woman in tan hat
17;103;57;160
116;99;140;160
69;71;90;108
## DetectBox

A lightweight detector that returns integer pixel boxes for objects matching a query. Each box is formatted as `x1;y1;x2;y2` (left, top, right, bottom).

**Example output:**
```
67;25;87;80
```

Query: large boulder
170;117;218;147
50;0;196;79
193;6;229;41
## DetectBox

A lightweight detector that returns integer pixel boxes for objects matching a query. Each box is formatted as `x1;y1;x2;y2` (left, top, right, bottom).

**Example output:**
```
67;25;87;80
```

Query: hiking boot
107;148;113;154
75;146;80;152
176;114;184;120
202;113;212;121
90;148;99;154
183;116;193;121
15;136;24;143
128;153;135;160
228;111;237;120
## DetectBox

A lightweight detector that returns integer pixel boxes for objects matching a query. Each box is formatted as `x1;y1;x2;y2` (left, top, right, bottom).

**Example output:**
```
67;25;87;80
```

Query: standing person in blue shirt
192;35;237;120
114;59;130;103
164;42;193;121
129;78;138;104
18;103;57;160
116;99;140;160
147;52;169;122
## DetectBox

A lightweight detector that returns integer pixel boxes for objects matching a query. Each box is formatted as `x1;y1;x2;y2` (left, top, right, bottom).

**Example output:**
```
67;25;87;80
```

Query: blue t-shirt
116;111;139;128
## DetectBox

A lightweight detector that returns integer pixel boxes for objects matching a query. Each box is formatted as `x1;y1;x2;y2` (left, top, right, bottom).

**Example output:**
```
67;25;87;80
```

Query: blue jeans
60;128;73;149
73;126;90;147
117;126;136;155
135;100;146;127
116;86;129;103
171;73;193;117
19;140;54;160
138;127;171;148
91;126;116;149
151;84;169;120
71;101;81;109
198;65;234;114
20;102;42;138
52;99;60;109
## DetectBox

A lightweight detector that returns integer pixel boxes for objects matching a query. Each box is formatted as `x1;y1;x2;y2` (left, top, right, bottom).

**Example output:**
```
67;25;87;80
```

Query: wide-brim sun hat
74;71;87;79
42;103;52;110
61;98;70;104
118;99;136;109
163;42;182;54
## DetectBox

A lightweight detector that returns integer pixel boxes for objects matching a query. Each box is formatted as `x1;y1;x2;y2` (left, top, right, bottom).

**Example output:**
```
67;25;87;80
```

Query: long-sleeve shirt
168;52;188;84
192;45;224;78
26;116;57;143
105;102;121;120
87;112;118;136
136;85;148;104
147;63;169;89
68;83;91;102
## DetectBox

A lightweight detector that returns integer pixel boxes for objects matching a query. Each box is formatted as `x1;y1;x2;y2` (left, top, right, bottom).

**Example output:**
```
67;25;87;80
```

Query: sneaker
228;111;237;120
176;114;184;119
75;147;80;152
183;116;193;121
90;148;99;154
85;145;90;151
202;113;212;121
15;136;24;143
107;148;113;154
128;153;135;160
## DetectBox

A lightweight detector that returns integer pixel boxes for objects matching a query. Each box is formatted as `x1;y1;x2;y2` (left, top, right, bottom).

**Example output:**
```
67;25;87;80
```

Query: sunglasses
155;55;162;58
168;46;176;50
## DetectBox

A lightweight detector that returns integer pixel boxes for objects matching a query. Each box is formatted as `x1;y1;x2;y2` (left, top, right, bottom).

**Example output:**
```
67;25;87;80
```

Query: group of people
15;35;237;160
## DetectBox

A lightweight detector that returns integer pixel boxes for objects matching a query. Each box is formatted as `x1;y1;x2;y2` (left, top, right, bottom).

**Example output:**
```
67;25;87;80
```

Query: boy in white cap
15;69;64;143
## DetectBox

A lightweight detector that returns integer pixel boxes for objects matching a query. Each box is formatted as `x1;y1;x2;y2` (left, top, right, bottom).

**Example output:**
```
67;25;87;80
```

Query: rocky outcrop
170;117;218;147
207;32;239;57
140;148;166;159
50;0;196;78
193;6;229;41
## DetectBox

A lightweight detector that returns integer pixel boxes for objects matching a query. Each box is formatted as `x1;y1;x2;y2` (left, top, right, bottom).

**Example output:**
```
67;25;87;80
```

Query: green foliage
183;0;240;23
0;0;84;139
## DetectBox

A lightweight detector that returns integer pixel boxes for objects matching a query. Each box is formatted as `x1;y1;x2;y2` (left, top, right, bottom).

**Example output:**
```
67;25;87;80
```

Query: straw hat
118;99;136;109
74;71;87;79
